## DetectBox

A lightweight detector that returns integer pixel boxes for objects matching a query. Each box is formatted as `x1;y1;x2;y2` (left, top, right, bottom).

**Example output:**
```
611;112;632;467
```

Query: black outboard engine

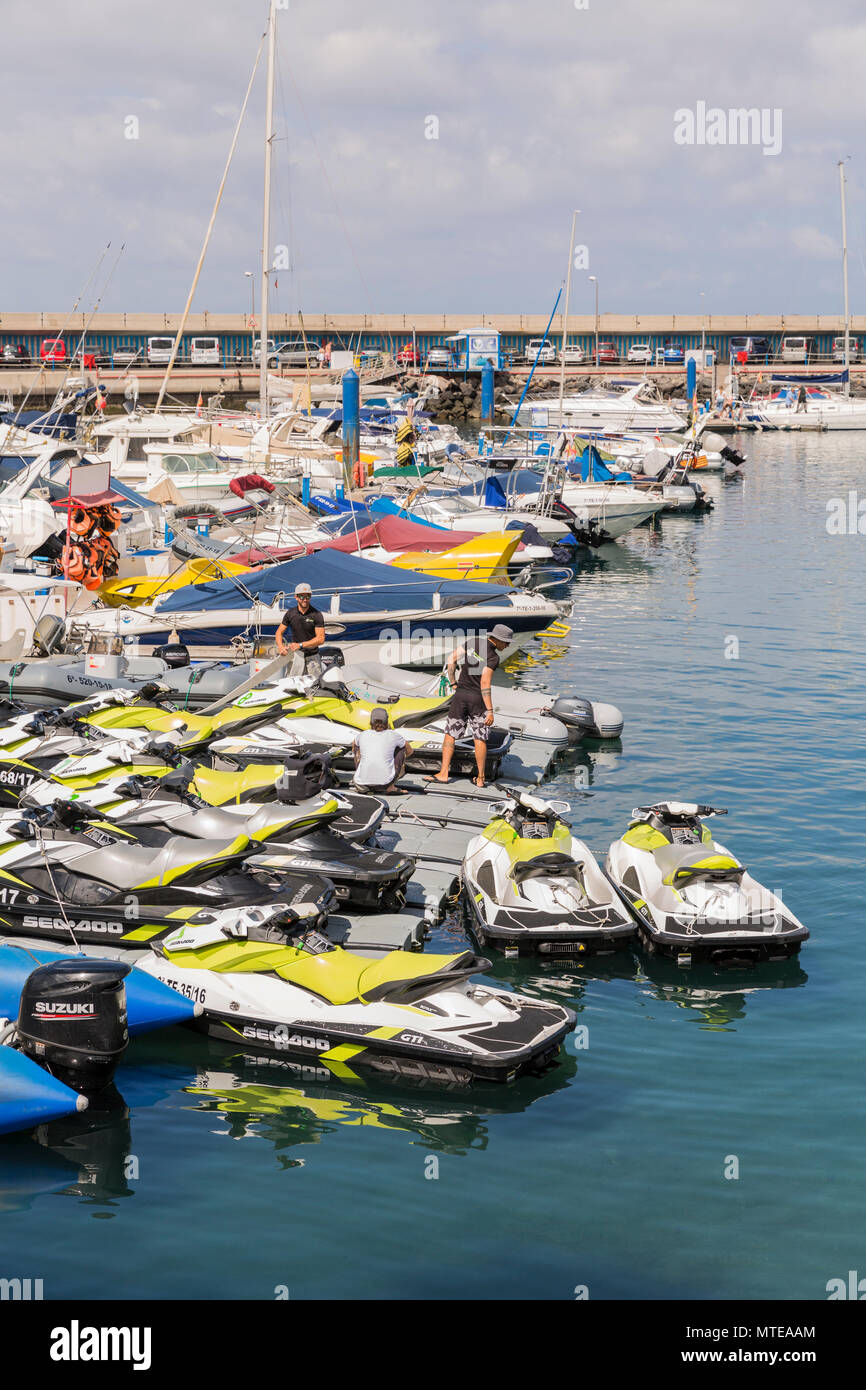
154;641;191;669
16;959;131;1096
276;753;333;803
318;646;345;672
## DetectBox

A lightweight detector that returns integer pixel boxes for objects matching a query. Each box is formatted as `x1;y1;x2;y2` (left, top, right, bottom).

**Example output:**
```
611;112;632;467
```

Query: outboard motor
153;641;191;669
548;696;625;741
318;646;345;672
32;614;67;657
16;959;131;1096
276;753;333;803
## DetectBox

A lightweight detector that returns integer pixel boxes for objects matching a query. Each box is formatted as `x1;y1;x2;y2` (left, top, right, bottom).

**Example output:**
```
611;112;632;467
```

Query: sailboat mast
259;0;277;421
839;159;851;398
558;210;579;421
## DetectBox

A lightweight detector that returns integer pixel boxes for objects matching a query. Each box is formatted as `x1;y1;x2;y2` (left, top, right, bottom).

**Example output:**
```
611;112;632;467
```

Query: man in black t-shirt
275;582;326;679
427;623;513;787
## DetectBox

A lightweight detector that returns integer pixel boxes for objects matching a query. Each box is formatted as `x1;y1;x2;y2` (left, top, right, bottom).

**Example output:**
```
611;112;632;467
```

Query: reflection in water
182;1044;578;1160
636;954;808;1031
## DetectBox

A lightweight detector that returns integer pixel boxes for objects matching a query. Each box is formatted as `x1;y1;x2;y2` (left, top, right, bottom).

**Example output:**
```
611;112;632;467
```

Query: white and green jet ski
2;902;576;1086
605;802;809;966
462;790;635;958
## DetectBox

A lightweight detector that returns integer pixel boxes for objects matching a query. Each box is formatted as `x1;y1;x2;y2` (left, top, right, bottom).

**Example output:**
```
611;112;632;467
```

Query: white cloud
0;0;861;314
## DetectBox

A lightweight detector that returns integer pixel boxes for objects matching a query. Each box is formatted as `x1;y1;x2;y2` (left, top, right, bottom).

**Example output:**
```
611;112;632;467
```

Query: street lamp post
589;275;599;369
245;271;255;364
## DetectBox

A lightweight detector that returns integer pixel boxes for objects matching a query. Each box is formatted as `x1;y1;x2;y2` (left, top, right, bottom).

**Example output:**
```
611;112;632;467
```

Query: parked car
780;335;811;364
596;340;618;365
523;338;557;365
396;342;421;367
561;343;586;366
112;346;145;367
253;338;316;367
190;336;221;366
663;339;685;365
627;343;653;365
729;335;770;363
146;336;176;365
40;338;67;364
425;346;452;369
832;335;862;363
2;343;29;366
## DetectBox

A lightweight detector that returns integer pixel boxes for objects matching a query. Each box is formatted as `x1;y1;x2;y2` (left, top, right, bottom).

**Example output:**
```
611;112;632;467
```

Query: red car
40;338;67;364
596;340;618;364
396;342;421;367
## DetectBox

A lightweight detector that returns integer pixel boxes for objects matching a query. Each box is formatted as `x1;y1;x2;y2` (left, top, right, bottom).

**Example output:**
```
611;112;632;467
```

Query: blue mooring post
481;360;495;428
342;368;360;488
687;357;697;416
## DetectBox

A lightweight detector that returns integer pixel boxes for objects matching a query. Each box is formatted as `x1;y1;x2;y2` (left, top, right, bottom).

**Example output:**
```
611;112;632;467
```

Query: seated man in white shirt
352;707;408;793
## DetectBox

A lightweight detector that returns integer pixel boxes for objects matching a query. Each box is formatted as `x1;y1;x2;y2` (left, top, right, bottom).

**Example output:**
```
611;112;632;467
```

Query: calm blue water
2;433;864;1300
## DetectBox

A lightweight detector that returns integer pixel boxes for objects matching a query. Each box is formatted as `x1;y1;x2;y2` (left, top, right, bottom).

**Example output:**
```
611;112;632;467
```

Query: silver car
253;338;315;367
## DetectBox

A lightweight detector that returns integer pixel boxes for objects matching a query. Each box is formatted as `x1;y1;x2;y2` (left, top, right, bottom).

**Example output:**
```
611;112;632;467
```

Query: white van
780;335;811;363
190;336;221;366
146;336;176;365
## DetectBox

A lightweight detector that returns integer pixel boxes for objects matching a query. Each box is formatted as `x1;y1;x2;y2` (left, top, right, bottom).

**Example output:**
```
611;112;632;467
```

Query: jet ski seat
510;852;585;885
654;844;744;888
157;937;483;1008
75;833;252;890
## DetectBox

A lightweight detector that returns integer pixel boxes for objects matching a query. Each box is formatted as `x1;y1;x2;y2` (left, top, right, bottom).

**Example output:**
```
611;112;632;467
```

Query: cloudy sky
2;0;863;317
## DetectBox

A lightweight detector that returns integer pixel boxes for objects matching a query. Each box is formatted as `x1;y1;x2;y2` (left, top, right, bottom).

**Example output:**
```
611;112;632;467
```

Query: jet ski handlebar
10;798;100;837
632;802;728;820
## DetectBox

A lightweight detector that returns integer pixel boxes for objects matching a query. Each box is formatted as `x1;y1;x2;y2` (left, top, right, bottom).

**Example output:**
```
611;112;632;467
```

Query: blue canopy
157;547;510;614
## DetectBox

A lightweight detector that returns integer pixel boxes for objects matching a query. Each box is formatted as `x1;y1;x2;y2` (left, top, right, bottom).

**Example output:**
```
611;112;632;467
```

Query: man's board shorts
445;697;489;743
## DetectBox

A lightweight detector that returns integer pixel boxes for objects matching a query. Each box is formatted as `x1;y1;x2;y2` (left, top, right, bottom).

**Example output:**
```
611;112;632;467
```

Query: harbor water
2;432;863;1301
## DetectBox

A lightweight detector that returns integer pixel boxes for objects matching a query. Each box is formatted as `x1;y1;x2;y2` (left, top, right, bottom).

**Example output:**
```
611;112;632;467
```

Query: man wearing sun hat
428;623;513;787
275;581;326;679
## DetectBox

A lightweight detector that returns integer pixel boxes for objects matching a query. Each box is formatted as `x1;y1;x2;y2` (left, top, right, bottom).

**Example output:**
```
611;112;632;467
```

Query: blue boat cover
157;547;510;614
0;944;196;1035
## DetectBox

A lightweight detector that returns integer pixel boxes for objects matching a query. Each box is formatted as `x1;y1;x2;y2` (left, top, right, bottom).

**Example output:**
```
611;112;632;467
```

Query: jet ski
17;901;576;1085
605;802;809;966
0;801;335;949
21;761;413;910
321;651;625;742
72;682;515;778
35;741;386;844
462;789;635;957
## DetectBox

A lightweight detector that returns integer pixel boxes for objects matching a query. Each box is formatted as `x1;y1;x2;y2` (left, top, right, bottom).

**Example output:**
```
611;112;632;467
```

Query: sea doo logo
50;1320;152;1371
23;915;123;935
33;1001;95;1017
242;1024;329;1051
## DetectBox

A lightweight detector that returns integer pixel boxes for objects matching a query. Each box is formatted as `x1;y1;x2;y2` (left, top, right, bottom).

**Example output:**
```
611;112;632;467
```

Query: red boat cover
229;514;487;567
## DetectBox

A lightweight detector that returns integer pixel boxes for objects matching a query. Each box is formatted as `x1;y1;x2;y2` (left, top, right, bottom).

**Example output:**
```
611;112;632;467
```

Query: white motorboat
745;385;866;430
523;380;687;433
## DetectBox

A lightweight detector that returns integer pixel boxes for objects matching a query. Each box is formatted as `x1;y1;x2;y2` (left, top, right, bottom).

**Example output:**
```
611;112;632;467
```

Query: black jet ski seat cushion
510;852;585;885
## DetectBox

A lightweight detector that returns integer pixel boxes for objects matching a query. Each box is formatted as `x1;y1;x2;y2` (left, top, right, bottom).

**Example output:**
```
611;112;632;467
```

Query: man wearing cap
429;624;512;787
352;707;407;794
275;583;326;679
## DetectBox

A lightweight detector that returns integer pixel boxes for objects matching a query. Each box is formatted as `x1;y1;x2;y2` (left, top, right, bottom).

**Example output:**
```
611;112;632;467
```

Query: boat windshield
163;452;223;473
